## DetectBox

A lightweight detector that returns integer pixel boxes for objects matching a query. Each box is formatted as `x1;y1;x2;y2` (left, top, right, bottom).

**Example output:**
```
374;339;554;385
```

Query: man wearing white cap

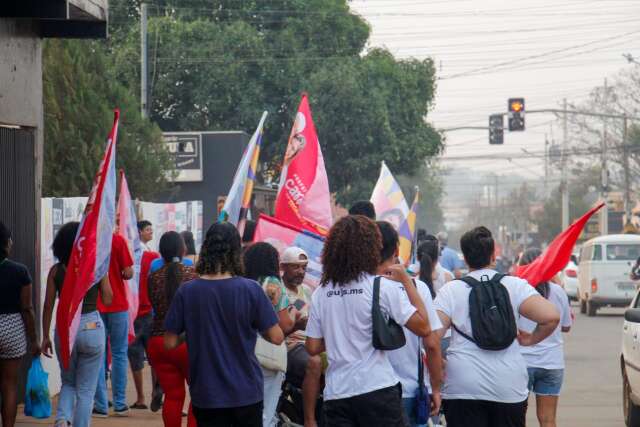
281;247;321;427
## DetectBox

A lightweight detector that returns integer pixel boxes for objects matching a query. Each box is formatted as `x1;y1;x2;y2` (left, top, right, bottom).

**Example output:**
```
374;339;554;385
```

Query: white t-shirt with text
306;274;418;401
387;279;443;397
518;282;572;369
434;269;539;403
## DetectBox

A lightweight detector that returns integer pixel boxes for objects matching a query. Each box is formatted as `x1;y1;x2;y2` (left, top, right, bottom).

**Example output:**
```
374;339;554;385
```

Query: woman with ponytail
146;231;197;427
518;248;572;427
164;222;284;426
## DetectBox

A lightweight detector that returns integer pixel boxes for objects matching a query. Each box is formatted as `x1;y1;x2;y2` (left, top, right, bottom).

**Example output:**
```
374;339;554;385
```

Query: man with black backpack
434;226;560;427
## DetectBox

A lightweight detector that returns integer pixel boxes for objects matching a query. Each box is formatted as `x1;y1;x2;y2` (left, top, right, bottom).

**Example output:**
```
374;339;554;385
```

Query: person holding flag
517;248;572;427
52;111;123;423
41;222;113;427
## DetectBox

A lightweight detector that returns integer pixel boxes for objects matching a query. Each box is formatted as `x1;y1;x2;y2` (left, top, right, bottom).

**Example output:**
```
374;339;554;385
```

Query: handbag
414;339;430;424
372;276;406;350
255;336;288;372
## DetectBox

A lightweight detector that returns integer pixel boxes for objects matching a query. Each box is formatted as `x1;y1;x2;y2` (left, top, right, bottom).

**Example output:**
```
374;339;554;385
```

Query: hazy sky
349;0;640;191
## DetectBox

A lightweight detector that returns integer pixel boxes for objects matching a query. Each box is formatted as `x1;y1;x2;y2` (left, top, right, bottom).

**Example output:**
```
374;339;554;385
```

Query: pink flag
515;202;604;286
56;110;119;369
253;214;325;289
275;94;332;236
116;170;141;343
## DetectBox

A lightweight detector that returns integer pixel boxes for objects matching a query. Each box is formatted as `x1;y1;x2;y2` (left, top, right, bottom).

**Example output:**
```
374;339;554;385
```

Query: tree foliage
533;166;601;243
43;39;171;199
108;0;443;204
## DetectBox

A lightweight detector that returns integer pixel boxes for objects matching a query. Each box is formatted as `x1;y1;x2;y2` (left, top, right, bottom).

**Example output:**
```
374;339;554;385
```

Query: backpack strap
451;322;476;344
459;276;480;287
417;334;424;391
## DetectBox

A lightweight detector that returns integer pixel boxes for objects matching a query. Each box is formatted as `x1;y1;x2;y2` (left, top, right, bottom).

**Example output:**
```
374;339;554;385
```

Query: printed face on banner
284;112;307;167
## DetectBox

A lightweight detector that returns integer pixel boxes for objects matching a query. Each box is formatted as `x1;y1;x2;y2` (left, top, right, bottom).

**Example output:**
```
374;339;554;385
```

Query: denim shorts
128;313;152;371
527;367;564;396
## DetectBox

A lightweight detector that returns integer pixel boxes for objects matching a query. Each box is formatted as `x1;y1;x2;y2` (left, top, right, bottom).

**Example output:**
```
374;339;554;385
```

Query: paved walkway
17;365;177;427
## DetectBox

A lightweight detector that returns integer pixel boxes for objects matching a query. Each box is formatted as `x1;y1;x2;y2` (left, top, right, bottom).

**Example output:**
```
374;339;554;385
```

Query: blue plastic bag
24;357;51;419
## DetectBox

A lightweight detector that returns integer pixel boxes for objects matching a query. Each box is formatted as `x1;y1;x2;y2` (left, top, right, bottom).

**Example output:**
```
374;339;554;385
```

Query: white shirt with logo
387;279;443;397
434;269;539;403
518;282;572;369
306;274;418;401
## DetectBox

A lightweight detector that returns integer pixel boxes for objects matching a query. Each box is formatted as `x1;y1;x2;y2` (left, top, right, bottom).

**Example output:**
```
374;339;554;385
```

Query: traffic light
489;114;504;145
508;98;525;131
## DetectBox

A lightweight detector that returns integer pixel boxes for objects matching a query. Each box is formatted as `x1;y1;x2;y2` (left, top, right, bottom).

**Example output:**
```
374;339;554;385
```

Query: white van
578;234;640;317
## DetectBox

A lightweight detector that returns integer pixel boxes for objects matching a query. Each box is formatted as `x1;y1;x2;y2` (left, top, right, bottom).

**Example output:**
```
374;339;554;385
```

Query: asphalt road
526;303;626;427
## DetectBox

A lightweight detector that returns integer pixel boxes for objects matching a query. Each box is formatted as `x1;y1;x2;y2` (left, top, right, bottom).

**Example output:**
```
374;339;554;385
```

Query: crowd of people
0;199;578;427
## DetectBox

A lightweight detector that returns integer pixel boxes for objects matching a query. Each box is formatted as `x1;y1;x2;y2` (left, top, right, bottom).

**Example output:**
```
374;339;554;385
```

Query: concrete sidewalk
17;365;185;427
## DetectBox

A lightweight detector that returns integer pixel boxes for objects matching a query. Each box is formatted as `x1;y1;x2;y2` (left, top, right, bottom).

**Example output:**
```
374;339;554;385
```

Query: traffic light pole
561;99;569;230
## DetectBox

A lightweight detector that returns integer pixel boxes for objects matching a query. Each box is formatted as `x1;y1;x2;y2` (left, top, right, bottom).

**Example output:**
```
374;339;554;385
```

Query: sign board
163;133;203;182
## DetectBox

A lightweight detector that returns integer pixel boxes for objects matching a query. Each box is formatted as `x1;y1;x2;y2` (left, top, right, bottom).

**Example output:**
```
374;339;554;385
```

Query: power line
440;29;640;80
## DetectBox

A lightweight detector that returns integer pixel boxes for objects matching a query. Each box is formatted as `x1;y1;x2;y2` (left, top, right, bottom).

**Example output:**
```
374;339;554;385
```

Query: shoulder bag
372;276;406;350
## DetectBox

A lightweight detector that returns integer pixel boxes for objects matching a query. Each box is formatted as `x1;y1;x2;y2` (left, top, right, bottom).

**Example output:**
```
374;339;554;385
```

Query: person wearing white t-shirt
305;215;433;426
417;237;454;360
517;249;572;427
376;222;443;427
434;226;560;427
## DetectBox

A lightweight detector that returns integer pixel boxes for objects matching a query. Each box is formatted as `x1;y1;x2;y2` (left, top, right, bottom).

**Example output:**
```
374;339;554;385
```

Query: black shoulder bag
372;276;407;350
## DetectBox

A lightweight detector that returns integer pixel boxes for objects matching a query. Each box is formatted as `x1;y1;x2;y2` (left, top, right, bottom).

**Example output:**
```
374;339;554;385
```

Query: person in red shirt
93;233;134;417
128;245;162;411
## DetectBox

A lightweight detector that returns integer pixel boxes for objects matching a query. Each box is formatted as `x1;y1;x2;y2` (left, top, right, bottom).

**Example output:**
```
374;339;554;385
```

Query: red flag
56;110;120;369
116;170;141;343
515;202;604;286
275;94;332;236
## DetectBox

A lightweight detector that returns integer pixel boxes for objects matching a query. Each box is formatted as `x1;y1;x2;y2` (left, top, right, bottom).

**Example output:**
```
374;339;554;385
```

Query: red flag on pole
56;110;120;369
274;94;332;236
515;202;604;286
116;170;142;343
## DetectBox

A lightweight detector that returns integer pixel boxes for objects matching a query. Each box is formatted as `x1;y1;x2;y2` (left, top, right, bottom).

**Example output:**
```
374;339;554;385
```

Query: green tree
108;0;442;203
533;166;601;243
43;39;171;199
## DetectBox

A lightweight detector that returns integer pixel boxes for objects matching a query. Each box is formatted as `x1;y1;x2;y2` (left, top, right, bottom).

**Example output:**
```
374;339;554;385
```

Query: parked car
562;254;579;301
578;234;640;317
621;291;640;426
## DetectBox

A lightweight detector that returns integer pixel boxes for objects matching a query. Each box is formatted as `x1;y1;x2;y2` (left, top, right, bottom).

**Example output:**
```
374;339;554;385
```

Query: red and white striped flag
56;110;119;369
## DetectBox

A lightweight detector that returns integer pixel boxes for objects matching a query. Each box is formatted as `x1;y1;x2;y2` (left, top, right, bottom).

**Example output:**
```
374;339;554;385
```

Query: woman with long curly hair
164;222;284;426
305;215;432;426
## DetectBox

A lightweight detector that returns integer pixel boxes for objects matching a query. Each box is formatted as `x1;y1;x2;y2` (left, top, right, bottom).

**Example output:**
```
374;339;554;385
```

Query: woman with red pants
147;231;197;427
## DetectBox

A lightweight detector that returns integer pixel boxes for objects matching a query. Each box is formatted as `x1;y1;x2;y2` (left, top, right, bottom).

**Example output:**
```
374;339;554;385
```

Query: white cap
281;247;309;265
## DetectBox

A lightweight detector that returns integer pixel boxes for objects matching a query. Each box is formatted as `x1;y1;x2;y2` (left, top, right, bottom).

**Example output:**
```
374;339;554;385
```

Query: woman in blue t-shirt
0;222;39;427
164;222;285;426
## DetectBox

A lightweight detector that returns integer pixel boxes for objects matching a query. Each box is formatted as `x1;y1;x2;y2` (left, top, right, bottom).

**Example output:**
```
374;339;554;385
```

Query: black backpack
452;273;517;351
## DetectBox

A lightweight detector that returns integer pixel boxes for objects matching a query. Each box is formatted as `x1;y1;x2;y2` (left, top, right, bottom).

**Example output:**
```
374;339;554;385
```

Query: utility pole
623;114;632;225
544;134;549;198
601;78;609;235
140;2;149;118
561;98;569;230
